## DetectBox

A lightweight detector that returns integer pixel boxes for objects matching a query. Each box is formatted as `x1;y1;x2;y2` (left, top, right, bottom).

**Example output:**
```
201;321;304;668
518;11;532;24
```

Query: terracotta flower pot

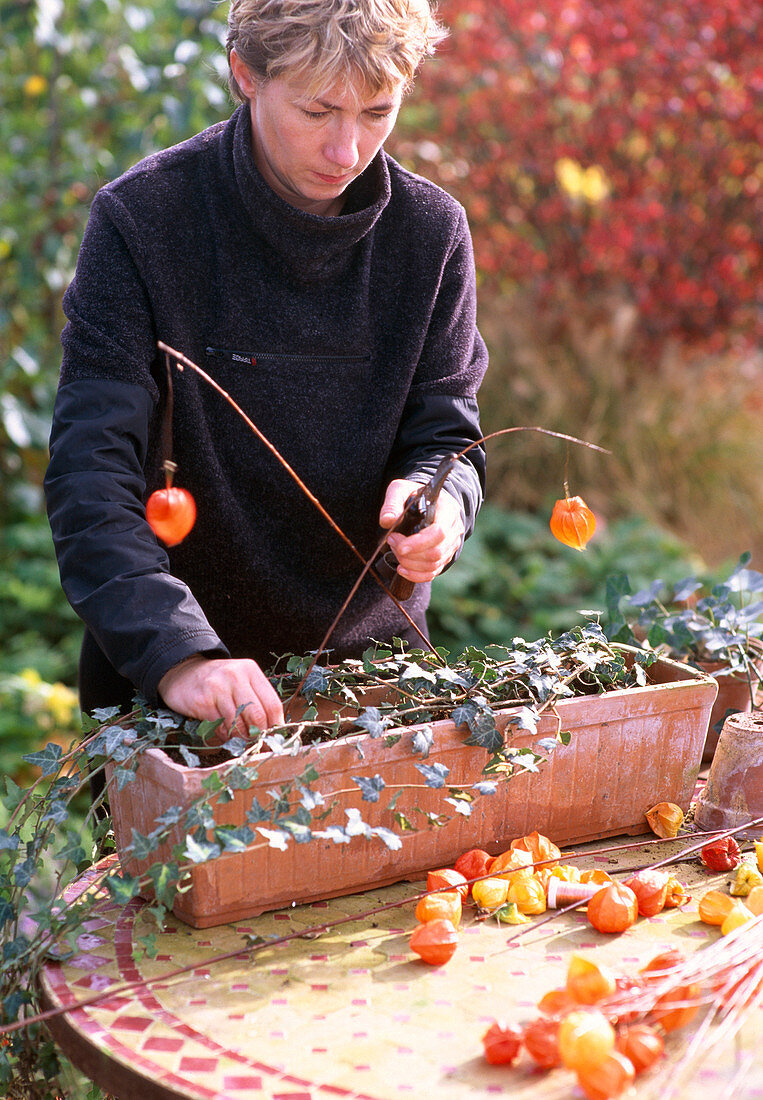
694;709;763;834
107;656;716;928
699;660;762;763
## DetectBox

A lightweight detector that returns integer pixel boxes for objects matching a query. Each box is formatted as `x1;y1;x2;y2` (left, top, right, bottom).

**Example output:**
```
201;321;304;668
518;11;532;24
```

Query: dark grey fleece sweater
45;106;487;703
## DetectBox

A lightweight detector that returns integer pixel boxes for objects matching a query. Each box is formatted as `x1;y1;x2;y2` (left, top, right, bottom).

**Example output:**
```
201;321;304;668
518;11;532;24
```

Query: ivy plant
602;552;763;705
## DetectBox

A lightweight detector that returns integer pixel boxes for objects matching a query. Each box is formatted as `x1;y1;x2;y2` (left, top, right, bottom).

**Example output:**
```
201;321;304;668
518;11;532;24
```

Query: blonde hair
226;0;447;102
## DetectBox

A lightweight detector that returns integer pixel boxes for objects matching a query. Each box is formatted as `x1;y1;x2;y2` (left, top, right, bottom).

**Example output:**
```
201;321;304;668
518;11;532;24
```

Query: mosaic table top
40;835;762;1100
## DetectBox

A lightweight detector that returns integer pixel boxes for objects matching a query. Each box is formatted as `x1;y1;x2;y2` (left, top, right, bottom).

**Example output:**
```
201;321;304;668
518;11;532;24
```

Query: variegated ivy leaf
106;873;141;905
2;934;31;963
456;702;504;753
472;780;497;795
445;798;472;817
352;774;385;802
278;818;312;844
13;858;36;888
246;798;270;824
147;862;179;908
534;737;559;755
264;733;294;755
256;827;290;851
354;707;391;738
155;804;184;827
434;665;472;690
223;737;249;757
113;766;137;791
297;784;324;811
225;764;254;790
184;835;222;863
371;826;403;850
54;833;86;864
89;705;122;723
301;665;329;701
344;807;372;837
398;661;437;690
0;828;19;851
415;761;450;788
185;802;216;830
125;828;159;861
411;725;434;758
505;706;538;736
313;826;351;845
21;742;63;776
215;825;255;852
178;745;200;768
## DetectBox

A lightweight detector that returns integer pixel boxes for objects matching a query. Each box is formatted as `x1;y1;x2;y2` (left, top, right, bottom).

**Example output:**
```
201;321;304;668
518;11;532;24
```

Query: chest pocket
203;345;377;506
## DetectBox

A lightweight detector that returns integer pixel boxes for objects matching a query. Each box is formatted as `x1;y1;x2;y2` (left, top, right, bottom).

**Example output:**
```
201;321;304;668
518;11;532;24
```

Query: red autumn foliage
391;0;760;351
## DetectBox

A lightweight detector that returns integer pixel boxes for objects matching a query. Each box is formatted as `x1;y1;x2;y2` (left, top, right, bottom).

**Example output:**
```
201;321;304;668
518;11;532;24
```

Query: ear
229;48;258;101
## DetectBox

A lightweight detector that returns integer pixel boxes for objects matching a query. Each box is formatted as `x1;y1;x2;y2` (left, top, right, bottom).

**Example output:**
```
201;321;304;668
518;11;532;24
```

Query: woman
44;0;487;739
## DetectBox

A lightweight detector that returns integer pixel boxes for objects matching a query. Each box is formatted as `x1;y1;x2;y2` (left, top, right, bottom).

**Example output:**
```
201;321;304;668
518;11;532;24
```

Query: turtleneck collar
229;105;391;281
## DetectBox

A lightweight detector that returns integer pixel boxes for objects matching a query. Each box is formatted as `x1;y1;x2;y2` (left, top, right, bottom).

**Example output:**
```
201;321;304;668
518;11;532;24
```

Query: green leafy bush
428;504;703;652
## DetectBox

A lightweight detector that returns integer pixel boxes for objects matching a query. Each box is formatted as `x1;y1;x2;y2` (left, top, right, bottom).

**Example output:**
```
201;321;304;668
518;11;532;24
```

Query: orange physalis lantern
550;494;596;551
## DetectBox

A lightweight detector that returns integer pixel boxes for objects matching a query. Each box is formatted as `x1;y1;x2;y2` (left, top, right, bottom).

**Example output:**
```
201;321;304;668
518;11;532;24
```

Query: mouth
313;171;352;185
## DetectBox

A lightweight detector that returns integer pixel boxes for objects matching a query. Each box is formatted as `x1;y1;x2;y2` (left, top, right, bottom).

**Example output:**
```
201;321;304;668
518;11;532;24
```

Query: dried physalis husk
615;1024;665;1075
746;885;763;916
575;1049;635;1100
624;869;669;917
721;901;753;935
510;830;562;869
507;876;547;915
566;954;617;1005
663;875;690;908
644;801;684;838
697;889;736;926
730;860;763;897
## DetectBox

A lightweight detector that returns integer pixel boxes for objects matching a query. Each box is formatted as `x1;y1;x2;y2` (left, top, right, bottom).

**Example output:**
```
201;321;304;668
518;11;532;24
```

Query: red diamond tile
112;1015;152;1032
223;1076;264;1090
143;1037;185;1053
179;1056;219;1073
72;975;118;993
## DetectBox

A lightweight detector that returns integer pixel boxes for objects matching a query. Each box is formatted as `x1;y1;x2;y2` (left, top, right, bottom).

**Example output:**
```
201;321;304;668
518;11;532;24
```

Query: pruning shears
383;453;458;601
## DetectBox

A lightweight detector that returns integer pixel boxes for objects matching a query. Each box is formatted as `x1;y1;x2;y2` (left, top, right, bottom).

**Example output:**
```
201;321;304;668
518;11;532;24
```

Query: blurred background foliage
1;0;761;783
1;3;760;1092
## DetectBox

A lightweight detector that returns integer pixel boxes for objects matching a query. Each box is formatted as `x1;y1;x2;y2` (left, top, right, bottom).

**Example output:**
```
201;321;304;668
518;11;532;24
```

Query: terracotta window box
108;654;716;928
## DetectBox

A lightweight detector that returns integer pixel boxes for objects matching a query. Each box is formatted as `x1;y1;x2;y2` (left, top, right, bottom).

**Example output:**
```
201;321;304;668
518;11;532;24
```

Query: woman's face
231;53;404;216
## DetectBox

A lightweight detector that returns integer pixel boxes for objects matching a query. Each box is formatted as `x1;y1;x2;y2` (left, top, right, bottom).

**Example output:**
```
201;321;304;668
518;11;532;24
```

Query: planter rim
133;645;716;776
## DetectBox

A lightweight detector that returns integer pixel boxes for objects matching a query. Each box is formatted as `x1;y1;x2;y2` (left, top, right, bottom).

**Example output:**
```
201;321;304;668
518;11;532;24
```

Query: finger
250;668;285;728
388;525;443;555
379;478;419;529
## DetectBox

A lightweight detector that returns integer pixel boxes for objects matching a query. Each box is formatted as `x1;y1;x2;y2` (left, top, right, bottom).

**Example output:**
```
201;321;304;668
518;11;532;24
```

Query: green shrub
428;504;704;653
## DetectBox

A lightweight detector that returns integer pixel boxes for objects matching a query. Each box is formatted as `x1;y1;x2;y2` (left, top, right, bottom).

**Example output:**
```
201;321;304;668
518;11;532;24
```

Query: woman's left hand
379;478;465;583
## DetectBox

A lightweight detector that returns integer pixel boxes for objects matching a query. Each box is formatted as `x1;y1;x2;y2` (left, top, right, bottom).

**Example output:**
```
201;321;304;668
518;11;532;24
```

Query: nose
323;120;359;171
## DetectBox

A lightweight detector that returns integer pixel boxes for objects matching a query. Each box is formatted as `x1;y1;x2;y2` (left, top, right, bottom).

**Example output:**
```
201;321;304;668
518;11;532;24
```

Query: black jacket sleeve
44;378;228;702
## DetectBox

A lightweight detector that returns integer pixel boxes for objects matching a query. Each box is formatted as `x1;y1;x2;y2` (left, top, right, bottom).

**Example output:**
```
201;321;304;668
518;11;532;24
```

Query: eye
301;108;330;120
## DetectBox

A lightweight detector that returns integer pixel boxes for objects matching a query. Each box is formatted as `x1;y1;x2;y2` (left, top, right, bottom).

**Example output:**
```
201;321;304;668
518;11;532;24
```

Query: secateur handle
385;454;457;601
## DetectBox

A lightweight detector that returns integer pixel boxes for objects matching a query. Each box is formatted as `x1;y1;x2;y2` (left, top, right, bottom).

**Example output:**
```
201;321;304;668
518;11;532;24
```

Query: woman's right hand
158;655;284;740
